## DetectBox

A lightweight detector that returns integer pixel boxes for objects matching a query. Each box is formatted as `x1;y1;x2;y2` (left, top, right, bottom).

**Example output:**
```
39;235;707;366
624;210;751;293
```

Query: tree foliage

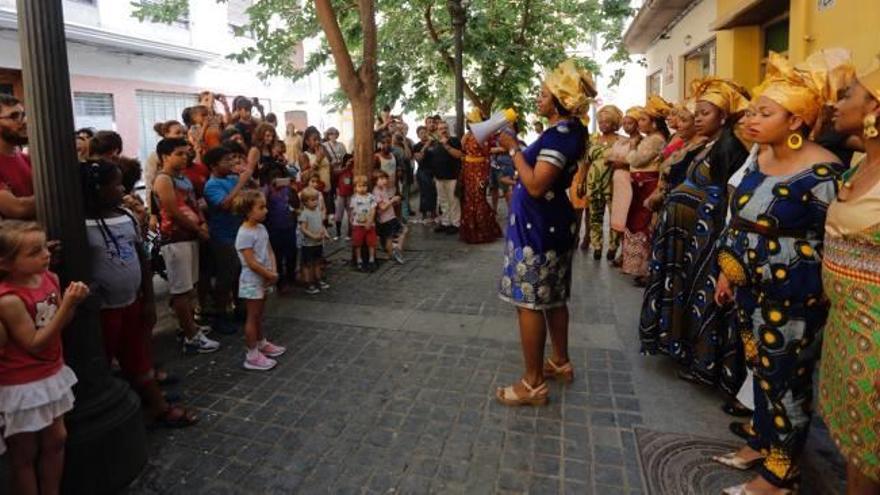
132;0;632;115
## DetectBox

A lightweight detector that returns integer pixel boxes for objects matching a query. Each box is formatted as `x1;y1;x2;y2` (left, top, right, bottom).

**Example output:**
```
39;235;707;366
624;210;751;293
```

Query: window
135;90;198;163
761;17;790;78
227;0;253;38
73;92;115;132
683;39;716;98
647;71;662;97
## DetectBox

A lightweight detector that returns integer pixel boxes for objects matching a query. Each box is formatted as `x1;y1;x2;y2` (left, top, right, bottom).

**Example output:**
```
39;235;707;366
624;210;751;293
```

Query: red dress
459;133;501;244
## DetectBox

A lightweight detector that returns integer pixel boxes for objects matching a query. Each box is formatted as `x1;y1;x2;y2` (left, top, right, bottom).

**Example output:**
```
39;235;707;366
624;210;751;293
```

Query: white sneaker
183;331;220;355
244;349;277;371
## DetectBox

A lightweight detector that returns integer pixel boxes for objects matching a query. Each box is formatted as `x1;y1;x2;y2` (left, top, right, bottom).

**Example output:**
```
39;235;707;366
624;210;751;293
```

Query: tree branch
315;0;361;95
424;4;485;112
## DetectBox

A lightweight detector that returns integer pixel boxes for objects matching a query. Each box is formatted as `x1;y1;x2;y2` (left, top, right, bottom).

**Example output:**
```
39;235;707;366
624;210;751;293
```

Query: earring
787;133;803;150
864;114;879;139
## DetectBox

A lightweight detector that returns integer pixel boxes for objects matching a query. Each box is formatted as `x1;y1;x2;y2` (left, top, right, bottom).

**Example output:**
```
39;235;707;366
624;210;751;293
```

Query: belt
730;217;808;239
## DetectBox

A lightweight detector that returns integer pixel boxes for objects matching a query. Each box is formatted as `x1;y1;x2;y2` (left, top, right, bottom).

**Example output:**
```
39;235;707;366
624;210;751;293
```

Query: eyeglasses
0;111;25;122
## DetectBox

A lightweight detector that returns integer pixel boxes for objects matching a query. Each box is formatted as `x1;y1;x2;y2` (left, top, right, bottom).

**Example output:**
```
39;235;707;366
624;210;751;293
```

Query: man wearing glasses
0;95;36;219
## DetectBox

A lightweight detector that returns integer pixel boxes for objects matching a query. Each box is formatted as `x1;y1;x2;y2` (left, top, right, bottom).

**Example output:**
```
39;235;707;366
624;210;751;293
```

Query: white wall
643;0;716;102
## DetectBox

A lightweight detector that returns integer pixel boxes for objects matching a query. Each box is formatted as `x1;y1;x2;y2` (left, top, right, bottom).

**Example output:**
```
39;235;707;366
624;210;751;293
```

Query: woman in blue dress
711;52;843;495
495;60;595;406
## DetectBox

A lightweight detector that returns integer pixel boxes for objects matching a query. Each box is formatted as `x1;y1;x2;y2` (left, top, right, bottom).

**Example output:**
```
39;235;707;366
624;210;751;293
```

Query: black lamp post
17;0;147;493
448;0;467;137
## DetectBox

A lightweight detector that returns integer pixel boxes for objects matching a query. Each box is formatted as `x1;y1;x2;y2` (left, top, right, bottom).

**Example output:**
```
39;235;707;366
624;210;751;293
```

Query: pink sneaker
259;340;286;357
244;349;277;371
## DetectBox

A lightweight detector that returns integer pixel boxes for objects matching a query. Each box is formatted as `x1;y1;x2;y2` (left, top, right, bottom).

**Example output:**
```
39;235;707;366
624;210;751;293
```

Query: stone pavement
125;221;844;495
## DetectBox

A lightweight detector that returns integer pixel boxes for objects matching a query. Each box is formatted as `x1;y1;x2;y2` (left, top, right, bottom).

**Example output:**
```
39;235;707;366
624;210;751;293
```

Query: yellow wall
714;0;880;88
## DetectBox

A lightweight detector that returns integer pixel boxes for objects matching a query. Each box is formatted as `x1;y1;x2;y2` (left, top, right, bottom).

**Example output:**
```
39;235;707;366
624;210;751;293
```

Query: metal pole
449;0;465;137
17;1;147;493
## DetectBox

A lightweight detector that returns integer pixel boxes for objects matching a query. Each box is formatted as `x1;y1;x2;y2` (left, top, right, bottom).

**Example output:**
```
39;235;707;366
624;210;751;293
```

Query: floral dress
717;158;840;488
622;133;666;277
460;132;502;244
499;118;586;310
819;165;880;482
585;135;620;251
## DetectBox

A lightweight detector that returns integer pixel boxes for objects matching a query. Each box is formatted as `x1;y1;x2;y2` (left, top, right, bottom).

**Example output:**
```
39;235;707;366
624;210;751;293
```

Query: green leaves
132;0;632;114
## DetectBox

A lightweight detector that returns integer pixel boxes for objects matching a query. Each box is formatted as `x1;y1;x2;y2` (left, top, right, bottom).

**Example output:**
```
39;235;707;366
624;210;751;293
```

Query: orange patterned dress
459;133;502;244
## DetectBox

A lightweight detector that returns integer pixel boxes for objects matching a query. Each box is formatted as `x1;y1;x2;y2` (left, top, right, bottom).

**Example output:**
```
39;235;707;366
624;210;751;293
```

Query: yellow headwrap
644;95;672;119
543;59;598;118
857;53;880;103
752;52;824;127
797;48;856;105
691;77;751;115
597;105;624;127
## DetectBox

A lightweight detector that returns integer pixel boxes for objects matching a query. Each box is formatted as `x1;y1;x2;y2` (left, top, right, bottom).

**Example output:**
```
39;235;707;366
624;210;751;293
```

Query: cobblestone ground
125;218;844;494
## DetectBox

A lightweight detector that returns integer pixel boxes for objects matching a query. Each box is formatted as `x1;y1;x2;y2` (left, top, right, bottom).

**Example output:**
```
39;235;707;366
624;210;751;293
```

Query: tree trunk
350;94;375;176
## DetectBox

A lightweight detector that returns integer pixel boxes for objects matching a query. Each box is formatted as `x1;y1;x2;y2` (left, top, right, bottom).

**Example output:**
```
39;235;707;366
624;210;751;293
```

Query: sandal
729;421;755;441
156;405;198;428
712;451;765;471
722;401;753;418
495;379;549;407
543;359;574;383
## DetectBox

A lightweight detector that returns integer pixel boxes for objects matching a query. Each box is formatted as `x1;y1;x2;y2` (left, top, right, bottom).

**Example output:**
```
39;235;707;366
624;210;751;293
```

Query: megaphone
471;108;518;143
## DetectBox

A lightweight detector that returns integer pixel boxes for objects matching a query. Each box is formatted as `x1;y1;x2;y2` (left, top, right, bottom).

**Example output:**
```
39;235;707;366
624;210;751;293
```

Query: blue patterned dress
499;119;587;310
717;158;840;488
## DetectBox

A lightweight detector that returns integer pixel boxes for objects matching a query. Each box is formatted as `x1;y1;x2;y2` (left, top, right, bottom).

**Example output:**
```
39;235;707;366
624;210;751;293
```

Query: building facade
624;0;880;103
0;0;350;162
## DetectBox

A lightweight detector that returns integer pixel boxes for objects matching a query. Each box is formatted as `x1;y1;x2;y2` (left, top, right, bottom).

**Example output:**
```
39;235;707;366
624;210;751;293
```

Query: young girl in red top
0;220;89;495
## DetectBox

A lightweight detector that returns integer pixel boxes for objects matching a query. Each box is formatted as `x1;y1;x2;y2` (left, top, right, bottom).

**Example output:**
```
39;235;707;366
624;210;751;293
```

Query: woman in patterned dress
712;53;844;495
639;79;751;394
608;109;642;266
621;97;670;283
584;106;623;260
495;60;595;406
459;110;502;244
819;59;880;494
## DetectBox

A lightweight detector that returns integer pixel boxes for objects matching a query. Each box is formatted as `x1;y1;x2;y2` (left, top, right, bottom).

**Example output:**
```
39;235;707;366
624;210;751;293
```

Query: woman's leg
847;463;880;495
517;307;548;387
7;431;39;495
38;418;67;495
546;305;570;365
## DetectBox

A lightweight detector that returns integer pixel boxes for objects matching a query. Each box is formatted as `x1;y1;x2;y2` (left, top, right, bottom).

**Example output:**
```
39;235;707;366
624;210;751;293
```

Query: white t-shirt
350;193;377;227
236;224;271;286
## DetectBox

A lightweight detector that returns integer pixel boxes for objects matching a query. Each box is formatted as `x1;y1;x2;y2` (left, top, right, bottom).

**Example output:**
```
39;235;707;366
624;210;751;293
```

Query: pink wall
70;75;204;158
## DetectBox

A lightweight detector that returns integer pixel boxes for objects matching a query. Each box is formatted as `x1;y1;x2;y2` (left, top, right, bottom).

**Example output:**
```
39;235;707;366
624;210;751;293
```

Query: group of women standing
492;51;880;495
634;50;880;494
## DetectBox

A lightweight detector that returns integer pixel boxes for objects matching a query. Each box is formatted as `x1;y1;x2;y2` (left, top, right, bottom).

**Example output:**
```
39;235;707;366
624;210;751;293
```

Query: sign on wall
664;55;674;85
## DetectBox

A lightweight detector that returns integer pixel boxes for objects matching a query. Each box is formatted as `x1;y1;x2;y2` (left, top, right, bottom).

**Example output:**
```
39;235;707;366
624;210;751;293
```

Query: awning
711;0;789;30
622;0;696;53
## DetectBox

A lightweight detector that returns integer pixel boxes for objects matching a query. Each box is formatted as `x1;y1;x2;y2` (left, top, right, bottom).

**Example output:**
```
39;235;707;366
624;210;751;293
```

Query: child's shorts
238;282;274;300
0;365;77;455
301;245;324;264
160;240;199;295
377;218;404;243
100;300;153;380
351;226;378;248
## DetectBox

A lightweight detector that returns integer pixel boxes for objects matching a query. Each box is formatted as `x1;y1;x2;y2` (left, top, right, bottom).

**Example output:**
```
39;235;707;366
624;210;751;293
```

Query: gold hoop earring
864;114;879;139
787;133;803;150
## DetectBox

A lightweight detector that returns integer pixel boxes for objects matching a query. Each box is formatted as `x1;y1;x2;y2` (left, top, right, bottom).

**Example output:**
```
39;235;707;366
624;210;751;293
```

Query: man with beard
0;95;36;219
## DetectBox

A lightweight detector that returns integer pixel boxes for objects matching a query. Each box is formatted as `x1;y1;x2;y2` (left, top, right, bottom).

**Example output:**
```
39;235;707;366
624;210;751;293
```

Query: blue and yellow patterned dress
499;118;587;310
717;156;840;488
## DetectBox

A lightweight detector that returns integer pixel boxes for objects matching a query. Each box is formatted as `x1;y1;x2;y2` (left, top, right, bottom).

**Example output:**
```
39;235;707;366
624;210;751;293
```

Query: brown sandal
543;358;574;383
495;379;549;406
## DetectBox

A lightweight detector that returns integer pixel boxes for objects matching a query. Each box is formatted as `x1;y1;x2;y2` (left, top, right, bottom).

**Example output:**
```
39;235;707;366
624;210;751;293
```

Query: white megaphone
471;108;518;143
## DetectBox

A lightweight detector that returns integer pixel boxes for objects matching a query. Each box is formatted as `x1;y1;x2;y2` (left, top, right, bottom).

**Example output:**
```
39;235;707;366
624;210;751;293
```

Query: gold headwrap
672;98;696;117
543;59;598;118
644;95;672;119
752;52;823;127
597;105;624;127
797;48;856;105
466;107;484;124
691;77;751;115
857;53;880;103
625;106;644;120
